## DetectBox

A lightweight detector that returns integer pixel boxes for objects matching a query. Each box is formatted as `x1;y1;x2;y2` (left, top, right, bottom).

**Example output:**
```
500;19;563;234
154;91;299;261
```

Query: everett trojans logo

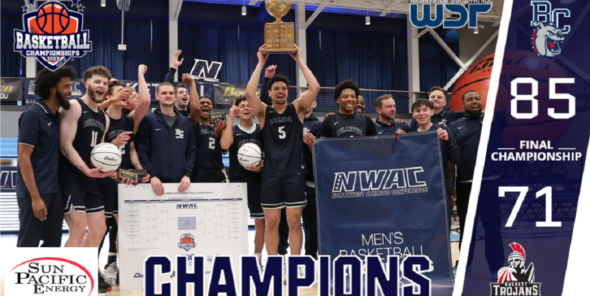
490;243;541;296
178;233;196;252
530;0;570;58
14;1;92;71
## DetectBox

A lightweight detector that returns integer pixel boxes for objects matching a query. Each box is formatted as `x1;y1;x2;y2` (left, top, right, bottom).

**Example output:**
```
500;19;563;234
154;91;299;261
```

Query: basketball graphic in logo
14;1;92;71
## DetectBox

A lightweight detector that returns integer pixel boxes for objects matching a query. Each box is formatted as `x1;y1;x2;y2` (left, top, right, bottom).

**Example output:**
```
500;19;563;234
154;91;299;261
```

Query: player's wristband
168;67;177;75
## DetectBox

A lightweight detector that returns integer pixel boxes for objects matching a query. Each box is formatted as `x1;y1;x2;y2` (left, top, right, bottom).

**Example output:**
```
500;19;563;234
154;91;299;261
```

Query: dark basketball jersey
59;98;107;179
330;112;367;137
229;124;263;182
97;113;134;193
194;122;225;170
261;104;305;176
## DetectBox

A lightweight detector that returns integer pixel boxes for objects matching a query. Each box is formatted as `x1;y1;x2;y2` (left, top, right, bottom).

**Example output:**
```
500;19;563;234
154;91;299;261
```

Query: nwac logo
14;0;92;71
409;1;492;29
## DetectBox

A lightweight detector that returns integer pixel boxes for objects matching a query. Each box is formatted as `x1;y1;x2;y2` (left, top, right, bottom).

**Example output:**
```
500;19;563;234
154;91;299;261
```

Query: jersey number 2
209;137;215;150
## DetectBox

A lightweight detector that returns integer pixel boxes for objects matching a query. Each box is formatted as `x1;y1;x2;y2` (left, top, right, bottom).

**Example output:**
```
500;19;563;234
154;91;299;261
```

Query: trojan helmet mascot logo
497;242;535;284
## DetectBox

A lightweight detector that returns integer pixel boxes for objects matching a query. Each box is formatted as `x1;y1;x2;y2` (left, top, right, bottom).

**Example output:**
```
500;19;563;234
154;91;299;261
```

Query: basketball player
188;90;228;182
409;99;460;218
320;80;376;138
374;94;410;136
164;49;191;116
16;66;76;248
355;95;365;113
220;97;265;268
449;90;505;277
245;44;320;256
135;79;196;196
97;66;152;291
409;86;465;130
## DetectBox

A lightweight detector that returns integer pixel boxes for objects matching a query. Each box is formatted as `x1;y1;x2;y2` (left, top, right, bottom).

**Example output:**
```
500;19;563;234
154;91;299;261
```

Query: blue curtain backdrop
2;14;459;97
1;15;25;77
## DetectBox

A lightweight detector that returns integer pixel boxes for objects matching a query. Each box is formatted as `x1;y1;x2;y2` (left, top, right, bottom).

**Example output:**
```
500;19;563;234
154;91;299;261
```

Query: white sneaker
103;261;119;287
254;253;263;271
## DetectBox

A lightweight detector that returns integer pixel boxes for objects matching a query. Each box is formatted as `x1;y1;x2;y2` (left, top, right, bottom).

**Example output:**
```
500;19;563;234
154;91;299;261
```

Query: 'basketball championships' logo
490;243;541;296
14;0;92;71
530;0;570;58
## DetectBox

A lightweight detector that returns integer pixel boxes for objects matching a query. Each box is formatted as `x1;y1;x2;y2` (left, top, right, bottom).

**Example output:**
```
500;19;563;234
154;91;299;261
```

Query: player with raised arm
220;97;265;268
164;50;190;116
245;44;320;257
184;73;228;183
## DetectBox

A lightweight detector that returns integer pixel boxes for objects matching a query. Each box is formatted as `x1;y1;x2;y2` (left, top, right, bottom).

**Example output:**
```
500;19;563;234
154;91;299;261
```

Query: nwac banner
313;132;454;295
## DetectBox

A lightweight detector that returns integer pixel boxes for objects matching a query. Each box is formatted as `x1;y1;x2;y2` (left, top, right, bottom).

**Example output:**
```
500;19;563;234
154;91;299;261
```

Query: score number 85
511;77;576;120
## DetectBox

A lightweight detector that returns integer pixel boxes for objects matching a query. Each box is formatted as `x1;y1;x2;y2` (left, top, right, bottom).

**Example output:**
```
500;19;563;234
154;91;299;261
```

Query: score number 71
501;186;561;228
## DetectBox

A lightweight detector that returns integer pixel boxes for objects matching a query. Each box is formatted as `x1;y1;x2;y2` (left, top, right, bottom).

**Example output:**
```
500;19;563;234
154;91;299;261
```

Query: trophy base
262;48;297;54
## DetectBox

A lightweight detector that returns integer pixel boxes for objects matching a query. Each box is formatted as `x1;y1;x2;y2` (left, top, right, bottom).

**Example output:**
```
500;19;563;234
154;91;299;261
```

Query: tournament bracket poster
456;1;590;296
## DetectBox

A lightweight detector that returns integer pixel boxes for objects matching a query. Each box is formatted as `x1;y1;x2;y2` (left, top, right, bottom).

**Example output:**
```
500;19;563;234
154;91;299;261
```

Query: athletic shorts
246;179;264;219
192;170;227;183
62;177;104;215
261;173;307;209
102;193;118;218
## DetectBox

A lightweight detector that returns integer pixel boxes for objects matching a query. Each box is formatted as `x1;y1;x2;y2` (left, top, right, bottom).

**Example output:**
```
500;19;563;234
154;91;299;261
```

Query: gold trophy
263;0;296;54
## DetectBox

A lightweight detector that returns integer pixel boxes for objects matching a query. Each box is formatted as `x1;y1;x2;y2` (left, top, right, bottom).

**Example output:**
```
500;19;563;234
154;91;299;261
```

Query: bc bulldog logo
178;233;196;251
530;0;571;58
14;1;92;71
490;243;541;296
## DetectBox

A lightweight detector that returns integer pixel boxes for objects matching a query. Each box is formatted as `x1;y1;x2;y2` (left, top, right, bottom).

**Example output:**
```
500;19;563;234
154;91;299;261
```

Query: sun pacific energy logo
8;257;95;296
530;0;570;58
332;167;428;199
490;243;541;296
409;1;492;29
14;0;92;71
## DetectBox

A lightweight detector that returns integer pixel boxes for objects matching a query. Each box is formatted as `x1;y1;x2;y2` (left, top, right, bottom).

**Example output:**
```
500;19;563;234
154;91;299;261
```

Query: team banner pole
454;0;590;295
313;132;454;295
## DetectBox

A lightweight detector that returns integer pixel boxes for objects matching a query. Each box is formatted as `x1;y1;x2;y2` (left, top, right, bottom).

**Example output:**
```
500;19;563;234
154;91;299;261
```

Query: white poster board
118;183;249;290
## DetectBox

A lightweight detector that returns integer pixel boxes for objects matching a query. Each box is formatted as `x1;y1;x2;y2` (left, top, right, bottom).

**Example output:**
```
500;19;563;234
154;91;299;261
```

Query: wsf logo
409;1;492;29
14;1;92;71
531;0;570;57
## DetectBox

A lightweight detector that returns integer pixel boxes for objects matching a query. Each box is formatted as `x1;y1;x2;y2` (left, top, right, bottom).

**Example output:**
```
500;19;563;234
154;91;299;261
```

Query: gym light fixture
101;0;106;7
242;5;247;15
366;15;370;25
474;26;479;34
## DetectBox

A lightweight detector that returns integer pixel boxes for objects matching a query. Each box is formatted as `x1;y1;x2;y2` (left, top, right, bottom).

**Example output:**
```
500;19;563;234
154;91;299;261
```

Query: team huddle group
16;45;486;294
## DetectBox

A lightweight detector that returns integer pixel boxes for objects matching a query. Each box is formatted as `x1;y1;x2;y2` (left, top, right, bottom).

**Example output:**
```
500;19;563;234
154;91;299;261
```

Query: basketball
450;50;572;148
36;3;69;35
91;143;122;173
237;143;262;167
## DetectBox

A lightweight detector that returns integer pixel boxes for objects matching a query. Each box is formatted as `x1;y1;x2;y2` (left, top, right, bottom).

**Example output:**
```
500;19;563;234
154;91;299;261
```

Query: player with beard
189;91;228;183
374;94;410;136
16;66;76;248
245;44;320;257
220;97;265;268
449;90;484;249
409;86;464;130
320;80;376;138
355;95;365;113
